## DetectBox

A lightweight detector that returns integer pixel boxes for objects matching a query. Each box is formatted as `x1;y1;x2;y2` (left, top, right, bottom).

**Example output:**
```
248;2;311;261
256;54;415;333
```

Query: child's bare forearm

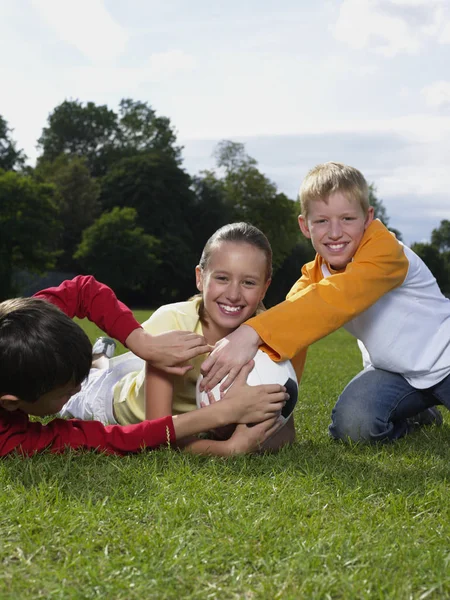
144;364;174;420
171;401;232;440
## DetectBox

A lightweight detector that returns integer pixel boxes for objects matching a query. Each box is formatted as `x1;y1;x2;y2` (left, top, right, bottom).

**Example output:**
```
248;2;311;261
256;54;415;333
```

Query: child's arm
144;359;287;434
179;408;295;456
0;366;287;457
201;223;409;390
247;227;409;361
35;276;210;375
34;274;141;343
0;409;175;457
158;362;288;456
199;267;314;392
178;418;281;456
145;364;174;420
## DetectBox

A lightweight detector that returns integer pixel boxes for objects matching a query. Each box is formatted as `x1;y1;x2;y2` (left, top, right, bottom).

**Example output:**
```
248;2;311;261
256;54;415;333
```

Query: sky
1;0;450;245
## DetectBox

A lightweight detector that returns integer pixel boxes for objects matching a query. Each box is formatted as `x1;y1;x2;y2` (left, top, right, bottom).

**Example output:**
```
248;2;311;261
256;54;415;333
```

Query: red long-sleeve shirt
0;409;175;456
0;275;176;456
34;274;141;343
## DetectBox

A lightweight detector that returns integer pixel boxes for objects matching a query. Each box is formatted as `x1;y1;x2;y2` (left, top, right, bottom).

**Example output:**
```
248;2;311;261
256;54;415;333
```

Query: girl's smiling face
196;241;270;344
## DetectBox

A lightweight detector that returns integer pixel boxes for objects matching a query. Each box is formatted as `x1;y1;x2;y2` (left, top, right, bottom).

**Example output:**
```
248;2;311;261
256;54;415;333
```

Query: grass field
1;313;450;599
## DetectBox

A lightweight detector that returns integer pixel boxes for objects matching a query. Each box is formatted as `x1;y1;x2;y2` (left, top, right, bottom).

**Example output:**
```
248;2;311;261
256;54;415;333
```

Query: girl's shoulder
153;297;201;317
143;298;202;334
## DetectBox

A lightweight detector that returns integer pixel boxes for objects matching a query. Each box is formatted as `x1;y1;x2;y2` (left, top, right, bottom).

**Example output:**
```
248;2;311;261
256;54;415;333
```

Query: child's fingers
207;390;217;404
265;417;283;438
251;417;283;446
232;360;255;385
200;361;227;391
263;384;287;395
265;400;286;415
270;391;289;408
219;360;255;394
247;417;279;446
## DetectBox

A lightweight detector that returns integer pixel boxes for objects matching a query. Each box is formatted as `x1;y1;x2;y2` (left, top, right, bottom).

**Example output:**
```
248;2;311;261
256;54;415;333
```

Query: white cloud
378;166;450;196
333;0;420;56
65;50;196;95
389;0;429;5
421;81;450;109
333;0;449;56
179;112;450;145
31;0;128;62
147;50;196;78
439;20;450;43
321;54;379;76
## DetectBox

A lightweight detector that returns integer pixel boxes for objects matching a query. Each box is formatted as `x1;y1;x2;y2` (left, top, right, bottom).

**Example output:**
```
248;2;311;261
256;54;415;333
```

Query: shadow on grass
1;423;450;502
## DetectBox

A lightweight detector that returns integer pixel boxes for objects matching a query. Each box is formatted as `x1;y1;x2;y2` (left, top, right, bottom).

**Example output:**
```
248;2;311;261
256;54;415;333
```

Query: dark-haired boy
0;276;287;456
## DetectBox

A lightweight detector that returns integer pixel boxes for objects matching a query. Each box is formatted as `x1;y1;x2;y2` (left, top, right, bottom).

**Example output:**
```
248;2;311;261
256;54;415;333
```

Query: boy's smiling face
299;191;374;270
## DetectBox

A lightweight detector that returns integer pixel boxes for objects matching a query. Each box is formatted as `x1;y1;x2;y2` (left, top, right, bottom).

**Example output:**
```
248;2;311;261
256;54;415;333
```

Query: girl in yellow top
60;223;294;454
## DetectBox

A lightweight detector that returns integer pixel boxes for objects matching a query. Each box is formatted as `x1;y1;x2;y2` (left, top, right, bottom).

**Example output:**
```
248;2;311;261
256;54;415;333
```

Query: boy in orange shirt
201;162;450;443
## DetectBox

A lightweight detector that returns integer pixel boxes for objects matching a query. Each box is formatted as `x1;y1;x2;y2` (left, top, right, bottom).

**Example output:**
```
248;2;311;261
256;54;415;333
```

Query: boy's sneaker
407;406;443;429
92;337;116;359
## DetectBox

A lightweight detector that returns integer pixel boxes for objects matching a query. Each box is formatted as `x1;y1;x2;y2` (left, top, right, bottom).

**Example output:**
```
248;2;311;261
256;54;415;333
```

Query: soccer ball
196;349;298;425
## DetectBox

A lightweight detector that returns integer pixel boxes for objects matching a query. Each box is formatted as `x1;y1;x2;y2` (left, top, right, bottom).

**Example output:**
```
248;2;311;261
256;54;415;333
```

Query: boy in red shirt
0;276;287;456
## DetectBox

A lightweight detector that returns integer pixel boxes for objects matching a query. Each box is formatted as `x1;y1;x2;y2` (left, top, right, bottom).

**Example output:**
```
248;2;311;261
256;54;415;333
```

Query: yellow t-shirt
113;298;208;425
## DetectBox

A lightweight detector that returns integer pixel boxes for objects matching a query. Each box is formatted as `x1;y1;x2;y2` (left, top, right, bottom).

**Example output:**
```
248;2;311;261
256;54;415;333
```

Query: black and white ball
196;349;298;426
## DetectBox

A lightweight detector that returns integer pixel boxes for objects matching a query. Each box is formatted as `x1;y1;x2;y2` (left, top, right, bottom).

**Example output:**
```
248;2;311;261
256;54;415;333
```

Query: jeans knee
330;405;373;443
329;396;391;443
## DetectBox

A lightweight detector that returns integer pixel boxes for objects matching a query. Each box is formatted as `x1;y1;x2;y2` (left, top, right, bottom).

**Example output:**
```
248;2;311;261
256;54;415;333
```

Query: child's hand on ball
221;361;288;424
227;418;282;454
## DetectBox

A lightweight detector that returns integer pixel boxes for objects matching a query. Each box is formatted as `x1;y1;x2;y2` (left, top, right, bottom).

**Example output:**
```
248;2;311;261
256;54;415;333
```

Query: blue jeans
329;367;450;443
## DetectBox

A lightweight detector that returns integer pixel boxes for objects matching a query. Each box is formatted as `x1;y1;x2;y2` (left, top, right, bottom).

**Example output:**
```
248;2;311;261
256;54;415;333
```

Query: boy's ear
298;215;311;239
365;206;375;229
0;395;21;412
195;265;203;292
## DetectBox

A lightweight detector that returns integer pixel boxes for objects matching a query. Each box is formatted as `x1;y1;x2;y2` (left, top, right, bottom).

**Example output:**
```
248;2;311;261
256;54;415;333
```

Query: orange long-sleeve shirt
246;220;409;366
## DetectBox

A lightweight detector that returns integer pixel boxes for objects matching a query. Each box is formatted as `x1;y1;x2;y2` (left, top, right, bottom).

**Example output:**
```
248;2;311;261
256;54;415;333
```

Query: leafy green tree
188;173;234;259
117;99;181;163
411;241;450;294
265;237;316;307
0;115;26;171
431;219;450;254
100;153;192;235
99;153;198;303
410;220;450;294
37;100;118;176
369;184;402;241
155;232;200;303
0;170;59;299
74;207;160;298
35;156;100;270
37;99;181;176
213;140;257;173
211;141;299;272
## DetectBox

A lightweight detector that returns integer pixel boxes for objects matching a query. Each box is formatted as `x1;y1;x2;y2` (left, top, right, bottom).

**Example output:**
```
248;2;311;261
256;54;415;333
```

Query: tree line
1;100;449;306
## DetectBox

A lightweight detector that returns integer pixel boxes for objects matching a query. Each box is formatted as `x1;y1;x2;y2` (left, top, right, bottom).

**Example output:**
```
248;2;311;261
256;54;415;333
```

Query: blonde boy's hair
299;162;370;217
